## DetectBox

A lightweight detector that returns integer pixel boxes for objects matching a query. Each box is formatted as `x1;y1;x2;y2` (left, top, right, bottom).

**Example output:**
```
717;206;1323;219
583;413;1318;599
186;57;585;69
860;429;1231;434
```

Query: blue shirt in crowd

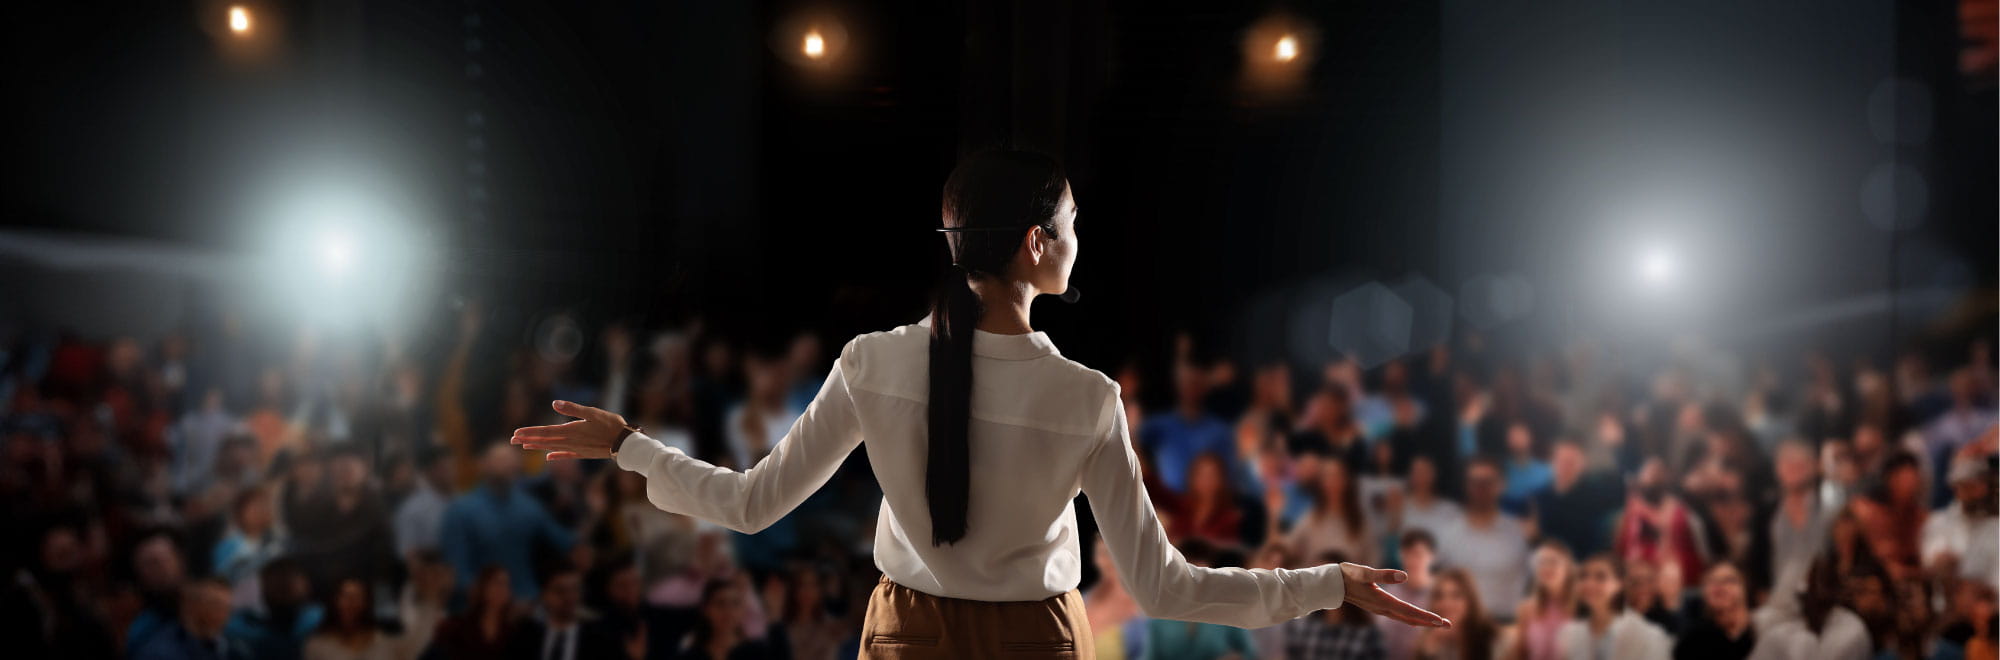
439;482;576;599
1138;411;1237;494
222;605;323;660
1501;458;1552;516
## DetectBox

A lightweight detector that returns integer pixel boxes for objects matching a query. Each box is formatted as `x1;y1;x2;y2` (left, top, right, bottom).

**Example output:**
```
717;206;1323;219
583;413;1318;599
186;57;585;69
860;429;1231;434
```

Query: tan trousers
858;575;1092;659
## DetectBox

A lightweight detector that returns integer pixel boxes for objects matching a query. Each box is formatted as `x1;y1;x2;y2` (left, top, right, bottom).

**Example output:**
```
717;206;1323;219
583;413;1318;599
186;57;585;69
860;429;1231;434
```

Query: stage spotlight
803;30;826;59
1639;247;1675;287
1274;35;1299;62
1241;14;1314;97
319;230;355;279
772;13;846;70
243;158;437;335
228;6;251;35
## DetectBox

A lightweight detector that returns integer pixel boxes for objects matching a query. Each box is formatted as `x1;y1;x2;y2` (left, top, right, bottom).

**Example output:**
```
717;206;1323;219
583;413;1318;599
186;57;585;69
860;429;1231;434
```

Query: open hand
1339;562;1451;628
511;400;627;461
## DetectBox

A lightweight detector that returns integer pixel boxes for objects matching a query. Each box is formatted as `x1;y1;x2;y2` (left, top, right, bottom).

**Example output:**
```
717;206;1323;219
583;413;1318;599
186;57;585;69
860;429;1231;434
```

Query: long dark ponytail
927;150;1066;546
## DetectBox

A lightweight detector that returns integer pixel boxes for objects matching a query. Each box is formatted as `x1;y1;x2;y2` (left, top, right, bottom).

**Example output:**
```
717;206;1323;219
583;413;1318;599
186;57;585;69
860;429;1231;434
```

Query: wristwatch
609;423;642;458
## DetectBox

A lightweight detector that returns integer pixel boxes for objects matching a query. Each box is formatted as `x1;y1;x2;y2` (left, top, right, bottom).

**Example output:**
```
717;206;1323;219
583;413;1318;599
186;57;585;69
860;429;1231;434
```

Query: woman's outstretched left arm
513;339;865;534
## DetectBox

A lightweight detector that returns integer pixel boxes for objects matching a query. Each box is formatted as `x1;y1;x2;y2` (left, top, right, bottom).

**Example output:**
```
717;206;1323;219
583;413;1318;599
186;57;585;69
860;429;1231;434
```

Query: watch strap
610;424;642;457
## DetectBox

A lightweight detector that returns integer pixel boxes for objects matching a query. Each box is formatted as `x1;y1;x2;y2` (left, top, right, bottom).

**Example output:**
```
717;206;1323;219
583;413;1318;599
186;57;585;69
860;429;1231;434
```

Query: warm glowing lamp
229;6;252;35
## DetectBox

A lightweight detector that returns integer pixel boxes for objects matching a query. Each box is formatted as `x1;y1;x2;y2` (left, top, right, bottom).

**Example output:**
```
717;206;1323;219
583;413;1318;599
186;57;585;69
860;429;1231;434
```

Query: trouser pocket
1000;639;1078;657
868;633;941;647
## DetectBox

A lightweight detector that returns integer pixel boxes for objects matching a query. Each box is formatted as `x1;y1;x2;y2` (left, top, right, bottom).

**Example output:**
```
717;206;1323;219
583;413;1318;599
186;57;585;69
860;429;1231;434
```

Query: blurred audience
1;303;1993;660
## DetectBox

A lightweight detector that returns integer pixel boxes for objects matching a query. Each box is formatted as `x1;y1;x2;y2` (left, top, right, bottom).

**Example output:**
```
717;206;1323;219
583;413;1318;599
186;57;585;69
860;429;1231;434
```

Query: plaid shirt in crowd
1279;616;1387;660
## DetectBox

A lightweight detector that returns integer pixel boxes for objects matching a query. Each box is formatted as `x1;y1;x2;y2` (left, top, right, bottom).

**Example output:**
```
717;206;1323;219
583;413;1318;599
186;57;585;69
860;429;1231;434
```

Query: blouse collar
915;315;1060;361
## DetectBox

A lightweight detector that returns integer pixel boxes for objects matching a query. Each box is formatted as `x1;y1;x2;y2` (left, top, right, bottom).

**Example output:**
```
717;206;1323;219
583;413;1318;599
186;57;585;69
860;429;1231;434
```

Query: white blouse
613;316;1348;628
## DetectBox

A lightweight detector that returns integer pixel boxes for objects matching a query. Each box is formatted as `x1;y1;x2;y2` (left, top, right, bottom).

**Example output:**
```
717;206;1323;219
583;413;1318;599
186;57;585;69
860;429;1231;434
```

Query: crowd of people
0;302;1994;660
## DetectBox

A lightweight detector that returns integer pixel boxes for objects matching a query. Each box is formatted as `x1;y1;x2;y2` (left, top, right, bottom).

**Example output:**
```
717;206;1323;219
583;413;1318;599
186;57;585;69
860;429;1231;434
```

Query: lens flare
803;30;826;58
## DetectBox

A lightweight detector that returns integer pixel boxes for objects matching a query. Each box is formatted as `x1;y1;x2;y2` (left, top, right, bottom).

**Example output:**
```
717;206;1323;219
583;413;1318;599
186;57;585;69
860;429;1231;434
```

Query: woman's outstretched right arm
1079;382;1450;630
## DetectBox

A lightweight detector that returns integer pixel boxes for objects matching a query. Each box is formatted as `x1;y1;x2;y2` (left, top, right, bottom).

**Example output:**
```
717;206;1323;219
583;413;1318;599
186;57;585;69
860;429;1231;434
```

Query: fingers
512;420;587;441
516;436;589;455
544;451;580;461
1371;568;1408;585
1354;586;1451;628
552;399;608;422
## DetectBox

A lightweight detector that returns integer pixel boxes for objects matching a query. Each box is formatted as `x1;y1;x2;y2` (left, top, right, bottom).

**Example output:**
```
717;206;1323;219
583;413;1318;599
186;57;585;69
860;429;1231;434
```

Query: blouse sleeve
612;339;865;534
1080;383;1348;629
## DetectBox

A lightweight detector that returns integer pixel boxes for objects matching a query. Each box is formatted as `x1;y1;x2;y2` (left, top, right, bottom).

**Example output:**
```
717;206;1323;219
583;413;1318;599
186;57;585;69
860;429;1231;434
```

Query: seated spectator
1500;422;1553;515
1768;437;1833;592
1922;369;1995;506
1920;453;1997;587
1673;561;1755;660
1087;538;1152;660
1692;476;1757;582
393;449;454;562
672;577;785;660
1933;581;1997;660
1839;566;1899;659
1287;456;1377;566
1291;384;1368;472
288;446;395;599
1167;451;1247;548
1396;455;1463;543
1557;554;1670;660
168;390;237;498
1142;358;1239;495
1275;552;1386;660
1748;556;1871;660
303;578;403;660
1;522;116;659
1530;438;1619;558
775;562;846;660
212;485;284;610
398;551;454;658
513;565;618;660
1616;457;1704;593
525;454;591;530
1623;558;1683;637
441;444;576;601
585;558;648;660
1377;530;1438;659
1413;568;1498;660
127;530;191;654
1436;457;1528;622
1358;441;1403;561
721;347;802;471
1514;539;1577;660
226;557;324;660
134;579;241;660
427;566;522;659
1846;452;1926;578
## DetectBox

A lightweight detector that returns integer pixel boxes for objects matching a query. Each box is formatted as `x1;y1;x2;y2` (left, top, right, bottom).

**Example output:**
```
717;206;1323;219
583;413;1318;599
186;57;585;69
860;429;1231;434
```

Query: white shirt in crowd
1554;610;1669;660
538;622;581;660
612;316;1350;628
392;479;449;558
1399;497;1464;542
723;402;802;471
1434;512;1528;622
1921;499;1999;586
1748;605;1871;660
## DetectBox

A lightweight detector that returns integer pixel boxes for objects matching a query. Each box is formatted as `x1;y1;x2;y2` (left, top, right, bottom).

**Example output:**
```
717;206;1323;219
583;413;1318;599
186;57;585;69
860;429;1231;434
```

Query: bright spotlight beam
803;30;825;59
1274;35;1299;62
319;230;355;279
1639;247;1675;287
229;6;252;35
